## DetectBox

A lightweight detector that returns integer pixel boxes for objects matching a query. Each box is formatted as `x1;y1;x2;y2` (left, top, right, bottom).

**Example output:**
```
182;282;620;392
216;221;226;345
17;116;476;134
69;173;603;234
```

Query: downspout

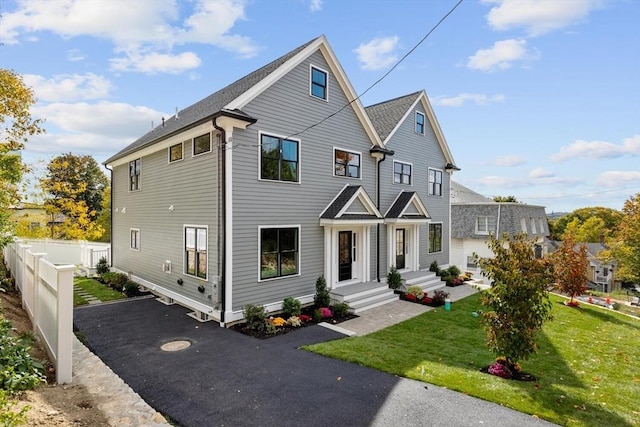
212;118;226;324
104;164;113;268
376;154;387;282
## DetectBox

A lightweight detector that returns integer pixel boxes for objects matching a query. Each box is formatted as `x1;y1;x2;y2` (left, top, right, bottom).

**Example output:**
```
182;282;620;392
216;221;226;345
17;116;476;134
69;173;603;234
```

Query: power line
517;186;640;201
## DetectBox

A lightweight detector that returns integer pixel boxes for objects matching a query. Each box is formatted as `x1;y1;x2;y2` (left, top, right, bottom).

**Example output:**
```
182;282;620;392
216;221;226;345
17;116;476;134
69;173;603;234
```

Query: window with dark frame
416;111;425;134
429;223;442;253
334;149;360;178
311;67;327;100
260;227;299;280
261;134;299;182
394;161;412;184
185;226;207;279
193;133;211;156
130;229;140;250
428;168;442;196
129;158;140;191
169;143;183;162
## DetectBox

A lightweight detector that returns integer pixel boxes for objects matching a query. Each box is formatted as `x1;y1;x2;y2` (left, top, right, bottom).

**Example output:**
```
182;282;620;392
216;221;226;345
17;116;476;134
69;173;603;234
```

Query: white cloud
476;174;581;188
483;0;604;36
529;167;554;178
310;0;322;12
550;135;640;161
22;73;113;102
0;0;257;71
110;51;202;74
66;49;85;62
494;155;526;167
467;39;539;72
354;36;399;71
595;171;640;188
431;93;505;107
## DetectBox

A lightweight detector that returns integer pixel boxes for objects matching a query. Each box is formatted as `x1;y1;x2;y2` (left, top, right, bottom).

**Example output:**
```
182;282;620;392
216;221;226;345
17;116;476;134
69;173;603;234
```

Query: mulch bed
230;310;358;339
479;364;538;382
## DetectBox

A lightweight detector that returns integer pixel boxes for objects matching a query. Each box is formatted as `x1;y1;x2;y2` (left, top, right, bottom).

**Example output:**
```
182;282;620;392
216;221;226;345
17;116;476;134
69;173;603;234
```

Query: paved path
72;284;555;427
73;285;102;304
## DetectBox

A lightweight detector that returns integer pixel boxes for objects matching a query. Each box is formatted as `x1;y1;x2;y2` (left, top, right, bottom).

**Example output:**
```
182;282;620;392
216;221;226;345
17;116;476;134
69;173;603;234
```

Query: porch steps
402;270;447;294
330;282;398;314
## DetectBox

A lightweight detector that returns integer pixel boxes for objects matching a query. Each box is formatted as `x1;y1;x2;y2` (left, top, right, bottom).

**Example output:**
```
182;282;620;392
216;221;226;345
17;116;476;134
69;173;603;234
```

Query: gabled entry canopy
385;191;431;224
320;185;383;226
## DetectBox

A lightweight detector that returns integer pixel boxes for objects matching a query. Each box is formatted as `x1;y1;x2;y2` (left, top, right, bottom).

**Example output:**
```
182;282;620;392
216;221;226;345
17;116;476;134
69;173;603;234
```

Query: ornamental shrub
314;275;331;308
95;256;110;275
287;316;302;327
243;304;267;332
446;265;461;277
332;302;350;319
387;266;403;289
431;289;450;304
406;285;424;300
429;260;441;276
124;280;140;297
282;297;302;318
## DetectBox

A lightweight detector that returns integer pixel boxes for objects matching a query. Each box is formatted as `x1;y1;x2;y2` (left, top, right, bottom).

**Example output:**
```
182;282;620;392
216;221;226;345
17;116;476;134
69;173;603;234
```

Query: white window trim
183;224;208;279
130;228;140;251
392;160;413;185
257;130;302;184
520;218;528;233
415;111;425;134
530;217;537;234
168;142;184;164
429;222;443;254
257;225;301;282
428;167;444;197
475;216;489;235
192;132;212;157
332;146;363;180
309;64;329;102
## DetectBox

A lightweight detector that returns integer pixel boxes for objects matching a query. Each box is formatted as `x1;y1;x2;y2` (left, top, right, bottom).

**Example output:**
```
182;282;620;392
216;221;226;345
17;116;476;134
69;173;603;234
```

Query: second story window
334;149;361;178
428;168;442;196
169;143;183;163
310;66;328;100
193;133;211;156
394;161;412;184
261;134;299;182
476;216;489;235
129;158;141;191
416;111;425;134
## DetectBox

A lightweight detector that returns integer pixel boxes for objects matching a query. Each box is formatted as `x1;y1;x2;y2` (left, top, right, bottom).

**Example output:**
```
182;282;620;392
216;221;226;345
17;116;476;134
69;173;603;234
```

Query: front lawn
73;277;126;306
305;293;639;427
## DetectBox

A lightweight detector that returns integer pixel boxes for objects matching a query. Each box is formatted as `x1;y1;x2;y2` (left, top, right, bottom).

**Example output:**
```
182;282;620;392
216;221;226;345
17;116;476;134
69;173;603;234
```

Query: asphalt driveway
74;297;556;427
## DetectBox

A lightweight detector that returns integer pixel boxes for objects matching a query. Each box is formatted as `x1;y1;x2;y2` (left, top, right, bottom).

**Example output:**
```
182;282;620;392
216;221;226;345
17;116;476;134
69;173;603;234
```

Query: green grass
73;277;125;306
306;294;640;426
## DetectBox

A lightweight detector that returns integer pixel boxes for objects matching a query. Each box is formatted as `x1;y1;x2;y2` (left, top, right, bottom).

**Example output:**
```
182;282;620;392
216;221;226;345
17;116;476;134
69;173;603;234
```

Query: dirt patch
0;286;110;426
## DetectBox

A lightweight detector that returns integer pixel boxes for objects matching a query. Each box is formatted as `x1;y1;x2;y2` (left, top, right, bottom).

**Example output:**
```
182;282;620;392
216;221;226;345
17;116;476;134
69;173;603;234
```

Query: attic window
310;66;328;100
416;111;425;134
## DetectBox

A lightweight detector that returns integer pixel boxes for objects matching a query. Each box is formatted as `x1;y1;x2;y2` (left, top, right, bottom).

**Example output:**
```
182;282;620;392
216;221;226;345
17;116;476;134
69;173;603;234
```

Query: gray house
104;36;457;324
450;181;549;280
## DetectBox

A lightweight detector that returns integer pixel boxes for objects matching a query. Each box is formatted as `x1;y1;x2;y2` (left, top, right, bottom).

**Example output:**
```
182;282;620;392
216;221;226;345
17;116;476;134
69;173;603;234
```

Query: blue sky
2;0;639;213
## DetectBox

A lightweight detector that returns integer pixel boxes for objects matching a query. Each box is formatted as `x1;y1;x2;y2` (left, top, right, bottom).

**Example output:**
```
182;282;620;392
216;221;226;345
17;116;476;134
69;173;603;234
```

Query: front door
338;231;352;281
395;228;406;269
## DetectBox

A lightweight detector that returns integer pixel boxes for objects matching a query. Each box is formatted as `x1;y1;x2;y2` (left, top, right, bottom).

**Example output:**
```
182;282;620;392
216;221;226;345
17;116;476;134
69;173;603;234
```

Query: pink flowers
488;362;512;379
320;307;333;318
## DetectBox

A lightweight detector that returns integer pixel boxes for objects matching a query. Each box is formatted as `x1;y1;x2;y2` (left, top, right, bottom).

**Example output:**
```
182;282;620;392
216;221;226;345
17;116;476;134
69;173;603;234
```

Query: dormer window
310;66;328;100
416;111;425;134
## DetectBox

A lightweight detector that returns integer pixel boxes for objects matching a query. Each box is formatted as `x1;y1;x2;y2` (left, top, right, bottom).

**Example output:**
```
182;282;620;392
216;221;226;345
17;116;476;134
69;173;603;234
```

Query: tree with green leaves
40;153;108;240
0;69;45;248
552;235;589;305
492;195;519;203
475;233;554;373
603;193;640;285
554;207;622;242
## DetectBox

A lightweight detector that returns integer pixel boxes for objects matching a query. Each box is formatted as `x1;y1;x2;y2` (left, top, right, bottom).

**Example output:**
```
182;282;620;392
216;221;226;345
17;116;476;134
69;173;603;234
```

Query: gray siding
111;137;221;305
379;101;452;271
451;204;500;239
228;51;378;310
452;203;548;239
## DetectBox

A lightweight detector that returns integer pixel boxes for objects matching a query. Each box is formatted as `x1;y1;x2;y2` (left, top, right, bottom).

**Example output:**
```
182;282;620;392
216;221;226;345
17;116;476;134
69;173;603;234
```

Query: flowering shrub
320;307;333;318
271;317;286;327
287;316;301;327
488;362;512;379
431;289;450;304
298;314;312;323
406;285;424;300
405;293;417;301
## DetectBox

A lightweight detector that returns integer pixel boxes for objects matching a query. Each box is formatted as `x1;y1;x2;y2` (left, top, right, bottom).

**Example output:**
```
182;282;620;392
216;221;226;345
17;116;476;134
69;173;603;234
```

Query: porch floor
330;281;398;314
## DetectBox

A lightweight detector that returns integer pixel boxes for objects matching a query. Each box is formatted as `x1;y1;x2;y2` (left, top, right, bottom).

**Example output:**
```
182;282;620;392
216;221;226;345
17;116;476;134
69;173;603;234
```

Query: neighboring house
450;181;549;281
546;240;619;292
104;36;457;324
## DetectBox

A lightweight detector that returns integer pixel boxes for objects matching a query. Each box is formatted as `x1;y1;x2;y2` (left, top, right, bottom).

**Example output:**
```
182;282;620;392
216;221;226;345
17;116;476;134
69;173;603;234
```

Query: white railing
2;238;110;384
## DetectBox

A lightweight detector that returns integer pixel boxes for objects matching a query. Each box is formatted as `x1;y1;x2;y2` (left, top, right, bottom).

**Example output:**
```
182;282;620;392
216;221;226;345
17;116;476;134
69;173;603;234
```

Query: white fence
2;239;110;384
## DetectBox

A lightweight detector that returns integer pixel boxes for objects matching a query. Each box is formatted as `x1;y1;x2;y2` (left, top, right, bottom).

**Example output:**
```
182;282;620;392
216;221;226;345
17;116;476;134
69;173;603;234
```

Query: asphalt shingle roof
320;185;361;219
104;37;319;164
365;91;421;141
450;181;494;204
386;191;428;219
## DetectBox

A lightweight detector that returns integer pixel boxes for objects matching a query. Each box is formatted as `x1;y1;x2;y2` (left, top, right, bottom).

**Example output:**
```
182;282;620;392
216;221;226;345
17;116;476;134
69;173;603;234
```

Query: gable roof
105;35;383;165
365;90;457;168
385;191;431;221
320;185;383;223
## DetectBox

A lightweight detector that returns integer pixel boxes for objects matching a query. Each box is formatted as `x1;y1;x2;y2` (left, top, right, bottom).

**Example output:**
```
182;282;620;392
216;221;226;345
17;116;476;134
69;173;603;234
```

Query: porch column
323;226;333;288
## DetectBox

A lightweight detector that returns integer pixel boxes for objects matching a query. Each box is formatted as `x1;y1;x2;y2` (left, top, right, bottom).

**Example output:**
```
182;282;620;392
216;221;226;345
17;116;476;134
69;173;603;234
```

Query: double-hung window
428;168;442;196
476;216;489;235
334;149;360;178
260;227;299;280
310;66;328;100
185;226;207;279
130;229;140;250
394;161;412;184
261;134;299;182
429;223;442;253
416;111;425;134
193;133;211;156
129;158;141;191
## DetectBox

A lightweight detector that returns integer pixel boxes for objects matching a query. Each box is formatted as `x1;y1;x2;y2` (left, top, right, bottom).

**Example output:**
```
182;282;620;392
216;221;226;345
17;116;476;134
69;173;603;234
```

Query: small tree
552;235;589;305
475;233;553;373
387;266;402;289
314;275;331;308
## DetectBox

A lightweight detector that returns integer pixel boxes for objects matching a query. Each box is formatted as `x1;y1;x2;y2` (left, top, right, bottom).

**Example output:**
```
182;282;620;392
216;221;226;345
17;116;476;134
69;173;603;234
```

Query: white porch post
363;226;371;282
387;224;394;270
323;226;333;288
413;224;420;271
